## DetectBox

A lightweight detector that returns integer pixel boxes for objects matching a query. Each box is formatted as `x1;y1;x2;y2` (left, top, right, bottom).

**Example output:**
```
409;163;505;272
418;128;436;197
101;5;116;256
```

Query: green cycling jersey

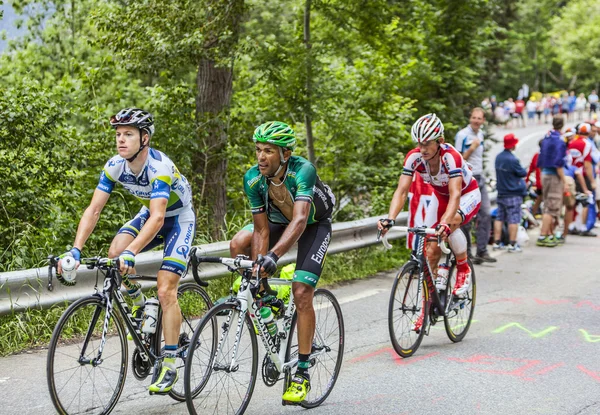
243;155;335;225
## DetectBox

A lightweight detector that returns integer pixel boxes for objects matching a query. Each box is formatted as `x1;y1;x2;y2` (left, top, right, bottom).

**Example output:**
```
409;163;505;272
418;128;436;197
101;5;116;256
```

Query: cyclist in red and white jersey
378;114;481;305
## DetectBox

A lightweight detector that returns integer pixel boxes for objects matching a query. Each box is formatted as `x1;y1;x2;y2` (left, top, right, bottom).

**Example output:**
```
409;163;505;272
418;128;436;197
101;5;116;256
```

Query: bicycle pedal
282;399;301;406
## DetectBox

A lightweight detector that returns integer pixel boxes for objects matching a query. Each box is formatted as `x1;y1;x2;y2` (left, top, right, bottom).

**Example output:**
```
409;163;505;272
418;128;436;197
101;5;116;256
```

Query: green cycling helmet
253;121;296;151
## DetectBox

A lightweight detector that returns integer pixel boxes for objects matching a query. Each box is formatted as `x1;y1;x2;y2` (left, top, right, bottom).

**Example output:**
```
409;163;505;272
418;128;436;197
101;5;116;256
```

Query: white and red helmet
411;113;444;143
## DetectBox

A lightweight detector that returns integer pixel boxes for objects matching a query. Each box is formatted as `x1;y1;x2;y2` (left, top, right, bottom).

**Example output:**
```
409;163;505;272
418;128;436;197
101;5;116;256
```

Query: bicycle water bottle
60;256;77;283
436;263;450;291
259;306;278;338
141;298;159;334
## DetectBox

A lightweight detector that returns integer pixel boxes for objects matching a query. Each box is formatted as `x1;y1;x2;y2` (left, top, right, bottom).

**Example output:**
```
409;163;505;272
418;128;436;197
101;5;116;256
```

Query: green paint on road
492;323;558;338
579;329;600;343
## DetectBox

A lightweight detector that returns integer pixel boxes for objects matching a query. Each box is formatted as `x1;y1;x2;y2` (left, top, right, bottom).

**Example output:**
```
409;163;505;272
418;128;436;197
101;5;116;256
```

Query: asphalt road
2;122;598;415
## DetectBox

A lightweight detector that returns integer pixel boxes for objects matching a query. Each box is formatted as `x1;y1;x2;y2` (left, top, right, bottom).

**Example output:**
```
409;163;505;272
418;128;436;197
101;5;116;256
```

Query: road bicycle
380;226;476;357
46;255;212;415
183;254;344;415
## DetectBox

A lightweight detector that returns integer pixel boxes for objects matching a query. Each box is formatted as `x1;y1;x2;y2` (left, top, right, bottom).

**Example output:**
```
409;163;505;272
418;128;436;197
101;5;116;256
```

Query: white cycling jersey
97;148;192;216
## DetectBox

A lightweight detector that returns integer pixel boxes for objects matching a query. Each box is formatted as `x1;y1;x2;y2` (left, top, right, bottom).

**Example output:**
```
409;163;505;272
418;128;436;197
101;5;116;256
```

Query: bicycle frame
78;266;160;367
410;233;455;318
220;274;297;375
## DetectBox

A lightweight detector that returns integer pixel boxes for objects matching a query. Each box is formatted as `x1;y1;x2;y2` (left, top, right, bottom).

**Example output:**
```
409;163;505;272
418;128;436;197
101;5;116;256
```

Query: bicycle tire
152;283;213;402
284;288;345;408
388;261;429;358
184;301;258;415
443;258;477;342
47;295;128;415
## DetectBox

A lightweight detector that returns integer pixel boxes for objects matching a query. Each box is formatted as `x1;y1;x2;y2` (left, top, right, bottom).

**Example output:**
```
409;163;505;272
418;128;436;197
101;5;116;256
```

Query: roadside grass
0;240;409;357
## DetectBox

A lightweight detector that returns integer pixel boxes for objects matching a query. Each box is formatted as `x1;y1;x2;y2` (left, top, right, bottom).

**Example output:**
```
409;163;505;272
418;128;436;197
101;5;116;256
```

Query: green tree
552;0;600;91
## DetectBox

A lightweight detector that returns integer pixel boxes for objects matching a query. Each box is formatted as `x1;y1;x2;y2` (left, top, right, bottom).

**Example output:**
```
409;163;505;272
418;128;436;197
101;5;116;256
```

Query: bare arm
125;198;167;255
73;189;111;251
575;170;589;193
251;212;270;260
269;201;310;258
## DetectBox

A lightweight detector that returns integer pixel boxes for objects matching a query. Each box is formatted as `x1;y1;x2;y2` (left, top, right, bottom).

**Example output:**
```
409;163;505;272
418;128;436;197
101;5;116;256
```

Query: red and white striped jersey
402;143;477;196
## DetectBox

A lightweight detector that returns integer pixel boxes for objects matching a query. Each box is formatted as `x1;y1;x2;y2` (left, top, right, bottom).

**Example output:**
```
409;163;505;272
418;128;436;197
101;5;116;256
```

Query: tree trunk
304;0;316;165
194;59;233;240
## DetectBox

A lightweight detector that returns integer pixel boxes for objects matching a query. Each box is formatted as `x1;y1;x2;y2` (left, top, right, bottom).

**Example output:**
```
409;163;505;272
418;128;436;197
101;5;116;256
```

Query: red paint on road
349;347;439;365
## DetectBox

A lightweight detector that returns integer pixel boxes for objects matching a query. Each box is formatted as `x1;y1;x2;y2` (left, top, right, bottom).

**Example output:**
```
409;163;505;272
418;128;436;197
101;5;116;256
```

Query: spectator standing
560;129;582;244
505;98;516;128
526;139;543;216
567;122;596;236
515;98;526;127
455;108;496;264
526;98;537;126
567;91;577;122
536;115;567;247
493;134;528;252
575;93;587;121
589;90;598;118
542;94;551;123
494;102;506;125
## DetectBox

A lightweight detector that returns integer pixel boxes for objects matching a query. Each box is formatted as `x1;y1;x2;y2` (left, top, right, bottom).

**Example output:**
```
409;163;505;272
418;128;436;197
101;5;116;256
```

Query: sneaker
411;312;425;332
282;374;311;404
536;236;558;247
127;305;144;341
555;235;566;245
474;252;497;263
492;242;506;251
580;230;597;237
507;244;522;253
568;228;581;236
453;268;471;297
149;366;178;394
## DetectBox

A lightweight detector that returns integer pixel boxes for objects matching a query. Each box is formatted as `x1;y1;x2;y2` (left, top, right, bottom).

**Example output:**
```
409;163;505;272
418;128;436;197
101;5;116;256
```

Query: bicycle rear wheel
444;259;476;342
388;262;429;358
47;295;128;415
184;301;258;415
285;288;345;409
153;282;213;401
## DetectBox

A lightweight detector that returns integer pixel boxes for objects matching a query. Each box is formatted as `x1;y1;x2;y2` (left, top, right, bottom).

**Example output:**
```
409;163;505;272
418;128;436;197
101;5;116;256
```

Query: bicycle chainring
261;354;280;387
132;349;152;380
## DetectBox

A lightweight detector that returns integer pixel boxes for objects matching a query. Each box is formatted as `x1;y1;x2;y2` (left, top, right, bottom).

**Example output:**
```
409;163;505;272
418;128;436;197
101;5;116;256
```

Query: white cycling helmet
411;113;444;143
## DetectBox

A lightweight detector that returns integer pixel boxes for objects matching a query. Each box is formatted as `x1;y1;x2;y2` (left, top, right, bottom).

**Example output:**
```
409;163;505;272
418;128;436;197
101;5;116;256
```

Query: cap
503;133;519;149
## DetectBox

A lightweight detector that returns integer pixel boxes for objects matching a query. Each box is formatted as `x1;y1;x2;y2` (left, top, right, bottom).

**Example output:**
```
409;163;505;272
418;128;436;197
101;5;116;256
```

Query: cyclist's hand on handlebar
118;250;136;275
256;251;279;277
377;218;395;238
435;223;452;242
57;247;81;274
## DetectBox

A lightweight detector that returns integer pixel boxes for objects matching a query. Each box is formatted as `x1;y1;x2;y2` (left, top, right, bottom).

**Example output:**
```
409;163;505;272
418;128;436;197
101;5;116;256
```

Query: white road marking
337;289;386;306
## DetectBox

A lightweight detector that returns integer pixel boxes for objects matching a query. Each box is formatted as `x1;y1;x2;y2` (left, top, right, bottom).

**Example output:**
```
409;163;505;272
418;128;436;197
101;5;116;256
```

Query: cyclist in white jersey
57;108;194;393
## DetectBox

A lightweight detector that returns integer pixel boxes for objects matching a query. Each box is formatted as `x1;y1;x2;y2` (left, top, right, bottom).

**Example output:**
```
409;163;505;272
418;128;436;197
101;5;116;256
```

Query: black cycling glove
257;251;279;276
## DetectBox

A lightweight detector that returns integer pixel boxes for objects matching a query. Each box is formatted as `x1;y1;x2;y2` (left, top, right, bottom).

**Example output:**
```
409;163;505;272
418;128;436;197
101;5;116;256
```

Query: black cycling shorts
267;220;332;288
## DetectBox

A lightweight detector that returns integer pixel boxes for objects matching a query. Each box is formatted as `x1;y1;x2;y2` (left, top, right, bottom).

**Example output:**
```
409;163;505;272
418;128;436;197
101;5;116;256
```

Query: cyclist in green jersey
230;121;335;404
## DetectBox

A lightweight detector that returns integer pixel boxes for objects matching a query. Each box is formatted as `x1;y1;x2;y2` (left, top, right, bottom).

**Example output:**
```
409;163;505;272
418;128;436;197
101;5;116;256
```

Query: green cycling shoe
282;374;310;405
149;365;178;395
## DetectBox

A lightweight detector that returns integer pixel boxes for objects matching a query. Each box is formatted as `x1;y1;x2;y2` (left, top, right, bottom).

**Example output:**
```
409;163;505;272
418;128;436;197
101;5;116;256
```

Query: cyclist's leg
230;223;254;257
110;207;162;306
450;188;481;295
283;221;331;403
150;209;195;393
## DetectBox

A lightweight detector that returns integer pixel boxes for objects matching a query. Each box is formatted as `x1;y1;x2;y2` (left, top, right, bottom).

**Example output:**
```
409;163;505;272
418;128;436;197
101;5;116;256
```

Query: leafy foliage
0;0;596;271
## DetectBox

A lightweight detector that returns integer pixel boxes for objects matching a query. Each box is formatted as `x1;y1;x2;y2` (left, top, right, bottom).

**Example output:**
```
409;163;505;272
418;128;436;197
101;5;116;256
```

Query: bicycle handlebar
379;226;451;254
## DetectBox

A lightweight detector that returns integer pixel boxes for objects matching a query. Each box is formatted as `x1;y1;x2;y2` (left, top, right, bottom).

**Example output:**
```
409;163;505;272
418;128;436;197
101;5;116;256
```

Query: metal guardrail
0;188;498;316
0;214;411;315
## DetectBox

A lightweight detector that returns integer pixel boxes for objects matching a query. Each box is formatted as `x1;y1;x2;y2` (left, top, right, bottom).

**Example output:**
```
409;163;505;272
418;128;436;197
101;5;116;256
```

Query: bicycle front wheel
285;288;345;409
184;301;258;415
388;262;429;358
444;259;476;342
154;282;213;402
47;295;128;415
